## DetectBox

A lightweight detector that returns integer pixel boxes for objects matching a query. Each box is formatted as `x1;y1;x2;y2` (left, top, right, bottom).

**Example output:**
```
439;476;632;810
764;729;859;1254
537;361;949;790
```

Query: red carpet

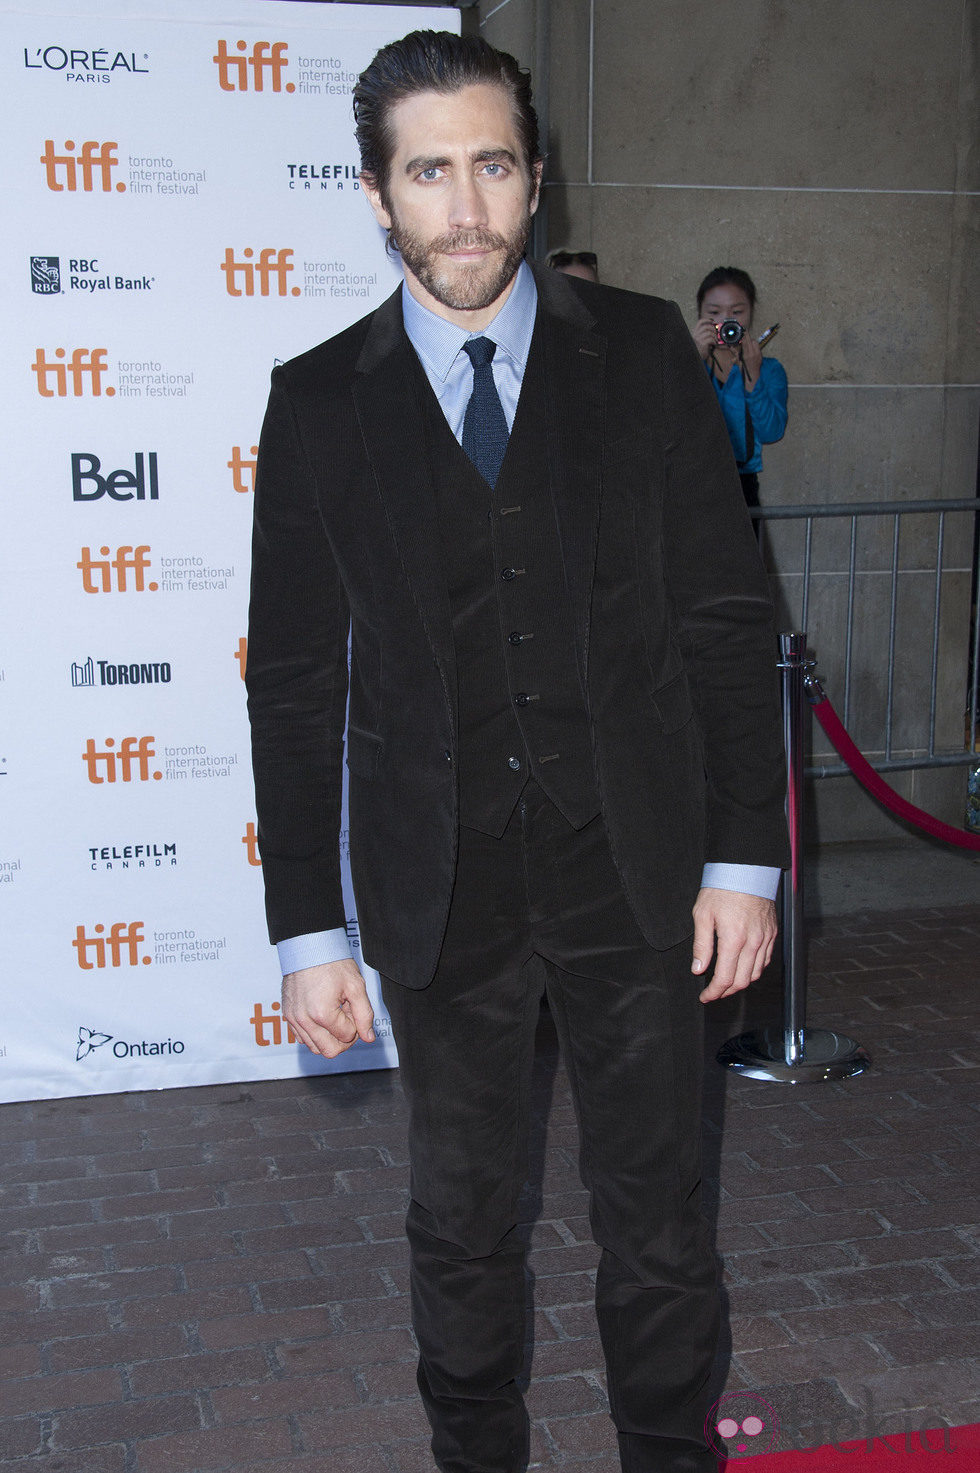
718;1419;980;1470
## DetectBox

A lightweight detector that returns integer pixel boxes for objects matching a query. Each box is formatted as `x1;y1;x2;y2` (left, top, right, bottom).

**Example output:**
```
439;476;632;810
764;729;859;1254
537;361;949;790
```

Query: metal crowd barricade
717;496;980;1083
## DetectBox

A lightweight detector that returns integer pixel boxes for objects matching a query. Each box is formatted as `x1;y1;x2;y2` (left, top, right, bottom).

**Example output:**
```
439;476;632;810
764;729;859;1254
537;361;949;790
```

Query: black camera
714;318;745;347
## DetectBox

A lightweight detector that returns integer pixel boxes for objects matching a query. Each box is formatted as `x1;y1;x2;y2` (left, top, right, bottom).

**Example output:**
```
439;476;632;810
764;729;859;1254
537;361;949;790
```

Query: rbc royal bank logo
41;139;126;192
213;40;293;93
31;256;61;294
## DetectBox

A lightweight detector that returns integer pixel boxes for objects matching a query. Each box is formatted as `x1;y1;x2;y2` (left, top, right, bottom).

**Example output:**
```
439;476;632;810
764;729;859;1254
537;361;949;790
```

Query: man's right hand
282;959;376;1059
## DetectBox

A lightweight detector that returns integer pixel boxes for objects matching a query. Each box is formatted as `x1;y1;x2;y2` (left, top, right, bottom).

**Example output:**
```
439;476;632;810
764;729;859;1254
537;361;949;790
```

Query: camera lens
716;319;744;347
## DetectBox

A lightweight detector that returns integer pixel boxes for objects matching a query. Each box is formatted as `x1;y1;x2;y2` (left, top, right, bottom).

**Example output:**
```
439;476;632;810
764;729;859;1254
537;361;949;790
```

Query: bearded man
246;29;788;1473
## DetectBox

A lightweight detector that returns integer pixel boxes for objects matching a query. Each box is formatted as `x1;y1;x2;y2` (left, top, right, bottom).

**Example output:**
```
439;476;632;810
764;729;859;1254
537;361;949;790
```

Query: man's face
363;83;541;328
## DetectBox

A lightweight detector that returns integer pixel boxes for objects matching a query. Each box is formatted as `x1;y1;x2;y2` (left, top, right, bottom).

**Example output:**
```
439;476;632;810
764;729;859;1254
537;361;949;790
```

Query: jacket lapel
351;288;458;704
529;262;607;681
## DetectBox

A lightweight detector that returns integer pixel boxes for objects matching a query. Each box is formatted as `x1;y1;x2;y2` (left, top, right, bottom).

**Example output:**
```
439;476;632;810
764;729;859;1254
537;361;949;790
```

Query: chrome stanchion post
781;631;807;1066
716;634;871;1083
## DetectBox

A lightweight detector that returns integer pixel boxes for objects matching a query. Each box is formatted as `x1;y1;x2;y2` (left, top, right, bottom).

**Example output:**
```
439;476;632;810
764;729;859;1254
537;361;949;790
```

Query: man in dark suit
247;30;788;1473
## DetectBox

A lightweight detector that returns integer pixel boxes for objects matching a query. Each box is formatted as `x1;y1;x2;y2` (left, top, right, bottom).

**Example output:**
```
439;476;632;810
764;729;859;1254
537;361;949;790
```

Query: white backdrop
0;0;458;1102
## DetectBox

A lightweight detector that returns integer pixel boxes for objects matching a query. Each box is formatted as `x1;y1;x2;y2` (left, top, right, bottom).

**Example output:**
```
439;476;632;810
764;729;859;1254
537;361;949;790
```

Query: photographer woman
692;266;788;514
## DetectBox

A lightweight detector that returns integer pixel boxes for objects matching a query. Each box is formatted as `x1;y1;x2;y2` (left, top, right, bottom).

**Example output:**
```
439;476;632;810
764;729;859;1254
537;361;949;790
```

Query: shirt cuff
276;927;353;976
700;863;781;902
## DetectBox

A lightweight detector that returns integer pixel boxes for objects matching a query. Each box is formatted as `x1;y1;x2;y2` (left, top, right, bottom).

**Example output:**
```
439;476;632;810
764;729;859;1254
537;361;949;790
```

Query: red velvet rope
809;692;980;852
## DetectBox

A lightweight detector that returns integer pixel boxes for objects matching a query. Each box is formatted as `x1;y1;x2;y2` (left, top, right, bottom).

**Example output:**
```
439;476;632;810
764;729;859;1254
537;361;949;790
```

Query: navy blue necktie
461;337;509;489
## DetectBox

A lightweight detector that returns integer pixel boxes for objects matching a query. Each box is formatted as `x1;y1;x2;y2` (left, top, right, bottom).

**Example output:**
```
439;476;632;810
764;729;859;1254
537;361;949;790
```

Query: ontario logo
213;40;292;92
75;1027;186;1062
41;139;125;192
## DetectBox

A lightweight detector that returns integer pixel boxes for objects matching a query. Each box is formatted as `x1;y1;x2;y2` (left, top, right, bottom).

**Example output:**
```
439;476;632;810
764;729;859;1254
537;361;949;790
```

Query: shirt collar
401;258;538;382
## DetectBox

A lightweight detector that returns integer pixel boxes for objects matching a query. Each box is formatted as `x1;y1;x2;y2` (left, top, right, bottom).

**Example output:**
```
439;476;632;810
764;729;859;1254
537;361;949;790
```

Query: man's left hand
691;888;777;1002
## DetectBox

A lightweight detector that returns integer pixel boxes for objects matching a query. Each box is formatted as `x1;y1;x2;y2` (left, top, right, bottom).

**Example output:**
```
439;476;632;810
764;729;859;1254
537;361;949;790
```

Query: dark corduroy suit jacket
246;261;790;990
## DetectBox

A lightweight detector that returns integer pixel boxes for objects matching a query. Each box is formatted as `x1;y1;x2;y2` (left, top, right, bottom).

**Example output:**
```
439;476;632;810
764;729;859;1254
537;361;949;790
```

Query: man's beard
390;211;532;313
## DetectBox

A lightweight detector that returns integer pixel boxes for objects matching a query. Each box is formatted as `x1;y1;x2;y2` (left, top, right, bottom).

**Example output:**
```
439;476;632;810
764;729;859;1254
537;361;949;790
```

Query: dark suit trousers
380;783;720;1473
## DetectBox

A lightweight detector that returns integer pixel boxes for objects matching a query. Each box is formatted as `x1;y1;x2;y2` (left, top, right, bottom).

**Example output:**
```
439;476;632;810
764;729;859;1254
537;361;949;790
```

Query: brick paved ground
1;903;978;1471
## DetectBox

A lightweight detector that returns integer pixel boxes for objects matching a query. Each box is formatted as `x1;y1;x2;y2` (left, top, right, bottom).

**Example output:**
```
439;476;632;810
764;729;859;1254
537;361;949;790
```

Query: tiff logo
82;736;161;784
77;545;156;592
33;348;114;397
242;821;261;866
234;637;247;680
41;139;126;192
73;921;150;969
228;445;257;492
250;1000;297;1046
221;248;300;298
213;40;293;93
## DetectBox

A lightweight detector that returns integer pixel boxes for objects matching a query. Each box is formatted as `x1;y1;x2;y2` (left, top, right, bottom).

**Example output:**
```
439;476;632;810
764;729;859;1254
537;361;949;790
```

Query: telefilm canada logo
25;46;149;84
71;657;171;689
88;840;177;873
30;256;154;296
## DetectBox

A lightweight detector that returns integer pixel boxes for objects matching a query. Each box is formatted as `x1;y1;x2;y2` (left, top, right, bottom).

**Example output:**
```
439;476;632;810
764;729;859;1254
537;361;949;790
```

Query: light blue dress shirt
276;265;778;975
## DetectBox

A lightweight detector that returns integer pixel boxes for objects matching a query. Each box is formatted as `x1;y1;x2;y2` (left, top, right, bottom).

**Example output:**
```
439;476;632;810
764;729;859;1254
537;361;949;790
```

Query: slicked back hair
353;29;541;206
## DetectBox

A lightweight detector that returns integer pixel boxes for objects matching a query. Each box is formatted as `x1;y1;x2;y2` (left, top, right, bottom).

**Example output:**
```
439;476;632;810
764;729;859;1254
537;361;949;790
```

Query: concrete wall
480;0;979;842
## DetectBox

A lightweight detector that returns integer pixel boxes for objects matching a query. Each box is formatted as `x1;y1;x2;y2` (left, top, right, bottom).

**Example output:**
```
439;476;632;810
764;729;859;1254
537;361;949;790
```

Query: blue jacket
708;355;788;473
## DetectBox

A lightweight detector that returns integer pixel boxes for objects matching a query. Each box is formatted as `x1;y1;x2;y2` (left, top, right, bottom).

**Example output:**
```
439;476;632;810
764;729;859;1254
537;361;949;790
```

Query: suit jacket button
514;692;530;707
501;567;516;581
507;756;522;770
508;631;523;645
444;749;452;762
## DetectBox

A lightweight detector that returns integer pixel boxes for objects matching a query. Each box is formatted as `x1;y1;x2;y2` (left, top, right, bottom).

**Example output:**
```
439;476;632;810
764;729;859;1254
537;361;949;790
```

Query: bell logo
242;821;261;866
72;922;150;969
234;637;247;680
228;445;257;492
77;546;156;592
213;40;293;93
73;452;159;502
41;139;126;192
82;736;162;785
221;248;299;298
33;348;114;397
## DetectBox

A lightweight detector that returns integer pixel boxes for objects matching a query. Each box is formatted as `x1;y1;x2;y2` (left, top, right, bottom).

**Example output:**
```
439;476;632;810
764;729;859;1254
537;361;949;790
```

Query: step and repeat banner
0;0;457;1102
